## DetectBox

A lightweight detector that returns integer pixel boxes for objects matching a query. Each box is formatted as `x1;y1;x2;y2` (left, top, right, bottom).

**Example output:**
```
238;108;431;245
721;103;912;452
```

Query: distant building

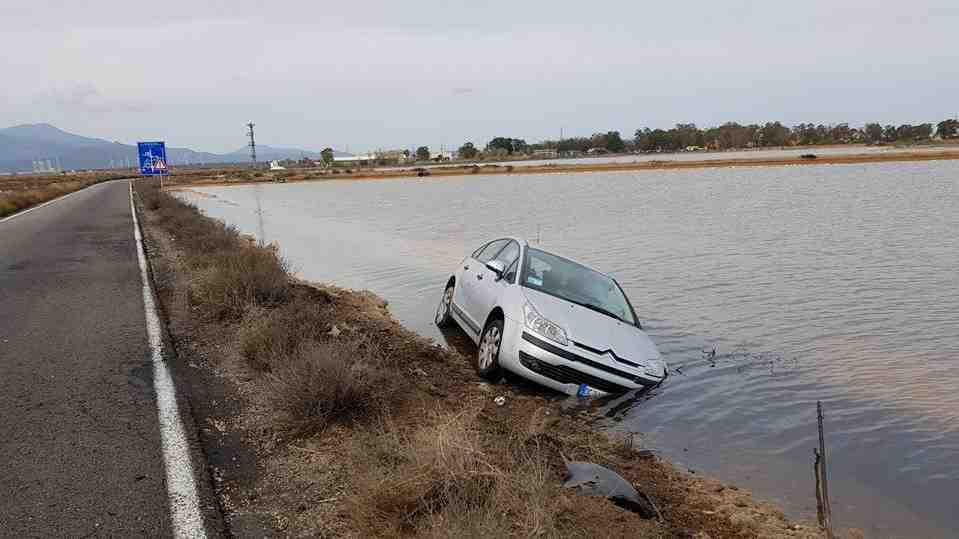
532;149;558;158
373;149;412;165
334;154;375;166
269;160;286;171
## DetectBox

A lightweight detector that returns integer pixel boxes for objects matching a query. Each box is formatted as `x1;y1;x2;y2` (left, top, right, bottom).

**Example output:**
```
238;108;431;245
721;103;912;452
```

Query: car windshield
521;248;637;326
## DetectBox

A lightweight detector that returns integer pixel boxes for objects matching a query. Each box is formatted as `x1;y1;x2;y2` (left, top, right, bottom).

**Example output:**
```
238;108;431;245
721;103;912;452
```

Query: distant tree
889;124;931;142
458;142;478;159
912;123;933;141
557;136;592;153
937;119;959;139
486;137;513;154
829;123;853;143
673;123;704;148
882;125;898;142
714;122;752;149
604;131;626;152
511;138;528;155
321;148;334;165
864;123;884;144
416;146;430;161
759;122;790;147
486;137;527;155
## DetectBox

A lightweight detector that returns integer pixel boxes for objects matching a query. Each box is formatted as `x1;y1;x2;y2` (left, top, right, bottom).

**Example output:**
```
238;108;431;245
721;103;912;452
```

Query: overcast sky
2;1;957;153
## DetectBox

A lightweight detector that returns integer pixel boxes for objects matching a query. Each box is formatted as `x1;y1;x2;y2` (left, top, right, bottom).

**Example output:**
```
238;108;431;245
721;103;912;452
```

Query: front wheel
476;318;504;381
434;283;454;327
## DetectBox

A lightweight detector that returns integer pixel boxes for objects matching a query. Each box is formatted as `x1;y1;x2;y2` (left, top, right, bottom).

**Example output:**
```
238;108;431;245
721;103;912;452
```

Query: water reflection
178;160;959;538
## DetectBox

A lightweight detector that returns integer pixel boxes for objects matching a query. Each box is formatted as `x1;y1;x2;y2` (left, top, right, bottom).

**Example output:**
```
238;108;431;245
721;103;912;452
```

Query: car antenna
536;224;541;244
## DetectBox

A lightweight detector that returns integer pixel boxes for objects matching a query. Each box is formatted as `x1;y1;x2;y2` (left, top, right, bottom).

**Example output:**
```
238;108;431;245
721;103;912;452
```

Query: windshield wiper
571;300;627;324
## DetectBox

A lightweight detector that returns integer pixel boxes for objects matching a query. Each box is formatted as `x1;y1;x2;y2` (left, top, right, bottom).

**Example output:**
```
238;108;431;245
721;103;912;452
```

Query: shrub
238;298;331;371
265;339;401;435
188;247;290;320
344;410;588;537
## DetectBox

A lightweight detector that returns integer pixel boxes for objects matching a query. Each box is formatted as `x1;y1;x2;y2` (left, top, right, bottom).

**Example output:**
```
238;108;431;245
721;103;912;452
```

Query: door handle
476;274;483;280
464;265;470;270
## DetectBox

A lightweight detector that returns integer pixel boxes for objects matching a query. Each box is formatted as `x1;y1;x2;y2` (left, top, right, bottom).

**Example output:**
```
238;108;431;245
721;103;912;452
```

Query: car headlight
524;302;568;346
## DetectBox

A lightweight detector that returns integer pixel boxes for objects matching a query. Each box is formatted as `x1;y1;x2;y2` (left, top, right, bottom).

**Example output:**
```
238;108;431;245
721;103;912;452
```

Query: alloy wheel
435;286;453;325
479;325;501;369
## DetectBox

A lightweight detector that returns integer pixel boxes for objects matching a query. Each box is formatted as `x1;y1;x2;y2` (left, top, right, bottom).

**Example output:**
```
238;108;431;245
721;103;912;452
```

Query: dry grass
238;299;332;371
0;172;125;217
139;180;290;320
136;179;401;436
187;248;290;320
265;340;402;436
343;408;655;539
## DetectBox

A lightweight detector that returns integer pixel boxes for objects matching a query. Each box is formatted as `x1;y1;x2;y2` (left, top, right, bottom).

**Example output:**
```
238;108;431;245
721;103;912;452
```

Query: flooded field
178;160;959;538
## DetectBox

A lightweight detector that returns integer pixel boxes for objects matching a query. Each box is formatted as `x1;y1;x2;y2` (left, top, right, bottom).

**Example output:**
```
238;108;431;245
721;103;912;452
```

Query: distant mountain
0;123;345;173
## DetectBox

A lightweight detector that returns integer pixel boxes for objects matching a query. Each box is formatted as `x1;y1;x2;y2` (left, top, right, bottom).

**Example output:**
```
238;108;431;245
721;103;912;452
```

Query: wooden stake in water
814;400;835;538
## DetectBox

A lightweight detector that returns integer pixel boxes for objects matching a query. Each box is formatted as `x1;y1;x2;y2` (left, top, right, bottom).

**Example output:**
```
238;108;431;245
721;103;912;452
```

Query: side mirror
485;259;506;280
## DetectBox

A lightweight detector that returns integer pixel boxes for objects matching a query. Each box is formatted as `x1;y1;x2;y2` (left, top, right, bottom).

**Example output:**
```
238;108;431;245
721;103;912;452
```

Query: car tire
434;282;455;327
476;318;504;381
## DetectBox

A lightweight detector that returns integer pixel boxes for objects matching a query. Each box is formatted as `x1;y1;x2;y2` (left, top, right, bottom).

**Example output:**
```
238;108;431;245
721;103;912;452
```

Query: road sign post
137;141;169;189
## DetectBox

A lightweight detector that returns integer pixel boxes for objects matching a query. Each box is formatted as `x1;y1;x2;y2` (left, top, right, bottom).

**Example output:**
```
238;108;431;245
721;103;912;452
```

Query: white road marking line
129;181;207;539
0;182;99;224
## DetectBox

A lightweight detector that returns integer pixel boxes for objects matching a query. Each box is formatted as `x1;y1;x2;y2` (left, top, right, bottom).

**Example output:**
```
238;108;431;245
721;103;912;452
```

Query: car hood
522;288;665;376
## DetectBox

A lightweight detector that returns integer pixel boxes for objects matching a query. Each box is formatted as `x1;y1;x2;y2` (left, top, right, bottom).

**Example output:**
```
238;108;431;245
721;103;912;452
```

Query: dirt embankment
134;179;822;538
159;148;959;190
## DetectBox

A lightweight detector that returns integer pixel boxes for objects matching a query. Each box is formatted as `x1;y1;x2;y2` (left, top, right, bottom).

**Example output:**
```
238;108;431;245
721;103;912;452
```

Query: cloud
40;84;148;115
1;0;957;151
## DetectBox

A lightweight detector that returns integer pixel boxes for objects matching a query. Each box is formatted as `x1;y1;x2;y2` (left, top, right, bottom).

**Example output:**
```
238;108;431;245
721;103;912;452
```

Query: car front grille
519;351;631;394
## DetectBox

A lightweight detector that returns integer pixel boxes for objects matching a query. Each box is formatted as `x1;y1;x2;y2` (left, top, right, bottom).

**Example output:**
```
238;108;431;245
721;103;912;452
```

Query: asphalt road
0;181;179;537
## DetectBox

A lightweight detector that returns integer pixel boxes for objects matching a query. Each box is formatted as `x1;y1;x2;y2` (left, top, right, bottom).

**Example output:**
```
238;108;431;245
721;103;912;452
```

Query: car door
471;240;521;326
455;239;508;336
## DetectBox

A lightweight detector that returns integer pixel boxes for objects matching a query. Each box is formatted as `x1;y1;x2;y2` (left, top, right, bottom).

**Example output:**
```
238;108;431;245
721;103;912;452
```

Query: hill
0;123;344;173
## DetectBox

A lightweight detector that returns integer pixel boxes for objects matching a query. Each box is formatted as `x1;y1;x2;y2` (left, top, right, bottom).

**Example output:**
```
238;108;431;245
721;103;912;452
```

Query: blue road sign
137;141;169;176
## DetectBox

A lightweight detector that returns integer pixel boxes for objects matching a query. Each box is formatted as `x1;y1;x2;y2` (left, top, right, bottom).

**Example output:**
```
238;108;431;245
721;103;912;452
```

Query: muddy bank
161;149;959;190
134;179;825;538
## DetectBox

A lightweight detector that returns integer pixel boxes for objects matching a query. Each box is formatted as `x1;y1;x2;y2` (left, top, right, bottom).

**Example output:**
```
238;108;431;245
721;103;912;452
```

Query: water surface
180;161;959;538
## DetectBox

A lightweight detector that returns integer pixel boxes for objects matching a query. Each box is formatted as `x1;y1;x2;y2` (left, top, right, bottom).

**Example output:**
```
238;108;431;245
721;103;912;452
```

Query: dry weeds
0;172;126;217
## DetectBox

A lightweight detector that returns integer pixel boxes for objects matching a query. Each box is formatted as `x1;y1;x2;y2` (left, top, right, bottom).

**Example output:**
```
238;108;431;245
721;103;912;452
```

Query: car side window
476;239;508;263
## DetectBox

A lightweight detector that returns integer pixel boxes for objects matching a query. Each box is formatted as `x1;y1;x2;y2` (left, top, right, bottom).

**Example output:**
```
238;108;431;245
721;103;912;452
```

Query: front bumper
511;331;665;395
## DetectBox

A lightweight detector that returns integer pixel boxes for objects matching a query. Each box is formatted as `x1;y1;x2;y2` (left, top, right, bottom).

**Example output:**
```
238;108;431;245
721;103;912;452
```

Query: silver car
435;237;667;395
